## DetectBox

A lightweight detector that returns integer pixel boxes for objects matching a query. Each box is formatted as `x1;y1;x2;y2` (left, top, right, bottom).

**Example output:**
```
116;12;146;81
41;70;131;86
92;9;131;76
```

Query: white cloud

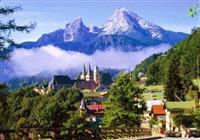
10;44;171;76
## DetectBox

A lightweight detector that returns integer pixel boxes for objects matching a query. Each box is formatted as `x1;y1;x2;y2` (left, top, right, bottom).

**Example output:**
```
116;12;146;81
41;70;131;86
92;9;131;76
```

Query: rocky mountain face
20;8;188;54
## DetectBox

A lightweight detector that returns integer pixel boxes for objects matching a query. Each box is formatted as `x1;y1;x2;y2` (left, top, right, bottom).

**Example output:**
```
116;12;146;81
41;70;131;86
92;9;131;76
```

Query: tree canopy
0;5;35;59
0;86;85;130
99;72;112;85
102;73;145;128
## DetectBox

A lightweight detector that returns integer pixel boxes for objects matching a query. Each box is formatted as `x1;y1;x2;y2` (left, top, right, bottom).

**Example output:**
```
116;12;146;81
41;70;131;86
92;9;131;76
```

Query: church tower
79;98;87;114
94;65;100;84
80;64;86;80
86;64;93;81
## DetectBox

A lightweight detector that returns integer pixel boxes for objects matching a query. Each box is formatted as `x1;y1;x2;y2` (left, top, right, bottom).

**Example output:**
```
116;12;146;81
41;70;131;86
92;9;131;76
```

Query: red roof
151;105;165;115
87;104;104;112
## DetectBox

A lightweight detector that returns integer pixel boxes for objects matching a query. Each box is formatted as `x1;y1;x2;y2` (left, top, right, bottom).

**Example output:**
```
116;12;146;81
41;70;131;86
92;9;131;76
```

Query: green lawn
83;91;103;97
141;85;165;101
166;100;196;110
142;91;165;101
144;85;165;92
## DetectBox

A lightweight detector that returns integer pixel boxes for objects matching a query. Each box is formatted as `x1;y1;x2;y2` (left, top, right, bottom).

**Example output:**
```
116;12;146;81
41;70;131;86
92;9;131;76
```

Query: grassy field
141;85;165;101
142;92;165;101
83;91;103;97
144;85;164;92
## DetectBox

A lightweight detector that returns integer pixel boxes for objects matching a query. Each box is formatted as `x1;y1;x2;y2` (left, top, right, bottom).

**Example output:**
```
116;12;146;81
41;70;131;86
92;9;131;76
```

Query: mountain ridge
20;8;188;54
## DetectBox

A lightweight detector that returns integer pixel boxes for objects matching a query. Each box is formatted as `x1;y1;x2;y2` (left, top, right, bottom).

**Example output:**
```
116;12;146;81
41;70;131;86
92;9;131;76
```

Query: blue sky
1;0;200;43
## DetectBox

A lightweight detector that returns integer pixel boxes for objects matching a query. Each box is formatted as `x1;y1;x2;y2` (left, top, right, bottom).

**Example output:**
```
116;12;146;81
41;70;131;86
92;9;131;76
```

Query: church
73;64;100;91
47;64;100;92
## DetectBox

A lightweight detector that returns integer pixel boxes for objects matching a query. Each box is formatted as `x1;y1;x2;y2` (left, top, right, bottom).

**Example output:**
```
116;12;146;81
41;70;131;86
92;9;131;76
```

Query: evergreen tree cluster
0;85;87;131
102;73;145;128
133;28;200;101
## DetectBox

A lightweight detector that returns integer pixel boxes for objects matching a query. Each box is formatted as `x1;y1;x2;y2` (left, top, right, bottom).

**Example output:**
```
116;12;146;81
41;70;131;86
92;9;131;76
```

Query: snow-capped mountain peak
64;17;88;42
102;8;141;34
64;17;100;42
70;17;84;27
102;7;165;40
89;24;102;34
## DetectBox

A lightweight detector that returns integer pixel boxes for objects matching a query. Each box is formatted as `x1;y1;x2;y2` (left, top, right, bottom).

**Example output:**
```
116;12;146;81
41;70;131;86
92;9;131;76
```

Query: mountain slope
102;8;187;44
132;27;200;87
20;8;188;54
102;8;164;40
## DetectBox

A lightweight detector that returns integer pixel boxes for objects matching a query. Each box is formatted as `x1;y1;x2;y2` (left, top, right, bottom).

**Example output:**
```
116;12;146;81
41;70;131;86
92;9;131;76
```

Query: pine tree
165;53;185;101
0;5;35;59
102;73;145;128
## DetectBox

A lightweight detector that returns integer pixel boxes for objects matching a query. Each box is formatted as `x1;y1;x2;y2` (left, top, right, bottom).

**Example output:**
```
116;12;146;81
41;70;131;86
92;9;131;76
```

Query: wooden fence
0;128;151;140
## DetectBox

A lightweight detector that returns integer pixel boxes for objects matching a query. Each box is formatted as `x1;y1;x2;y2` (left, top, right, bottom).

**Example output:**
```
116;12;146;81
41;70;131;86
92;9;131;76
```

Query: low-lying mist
9;44;171;77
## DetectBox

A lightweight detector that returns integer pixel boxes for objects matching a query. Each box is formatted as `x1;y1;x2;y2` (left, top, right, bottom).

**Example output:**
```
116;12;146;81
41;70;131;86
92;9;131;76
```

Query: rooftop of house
165;100;196;110
87;104;104;112
151;105;165;115
73;80;97;90
49;75;72;85
146;100;164;112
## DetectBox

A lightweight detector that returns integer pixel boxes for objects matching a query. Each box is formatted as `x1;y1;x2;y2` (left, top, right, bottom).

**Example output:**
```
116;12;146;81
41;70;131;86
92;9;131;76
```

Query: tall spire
94;65;100;84
79;98;87;114
94;65;98;73
86;64;93;81
80;64;86;80
80;97;86;110
88;64;92;73
83;64;86;75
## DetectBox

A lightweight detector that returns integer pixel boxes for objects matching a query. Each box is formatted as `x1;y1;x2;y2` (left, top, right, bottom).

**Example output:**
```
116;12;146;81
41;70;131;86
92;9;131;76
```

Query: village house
79;98;104;128
165;100;196;132
150;104;166;135
138;72;148;85
142;100;165;129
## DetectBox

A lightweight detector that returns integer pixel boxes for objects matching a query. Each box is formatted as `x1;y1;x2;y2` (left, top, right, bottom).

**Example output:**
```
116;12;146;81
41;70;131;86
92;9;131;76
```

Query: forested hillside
133;27;200;100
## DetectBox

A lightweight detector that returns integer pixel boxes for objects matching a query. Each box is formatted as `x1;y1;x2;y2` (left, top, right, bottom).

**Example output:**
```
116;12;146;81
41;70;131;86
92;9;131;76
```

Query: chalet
79;98;104;128
150;104;166;134
142;100;164;129
165;100;196;131
146;100;164;112
151;105;166;117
